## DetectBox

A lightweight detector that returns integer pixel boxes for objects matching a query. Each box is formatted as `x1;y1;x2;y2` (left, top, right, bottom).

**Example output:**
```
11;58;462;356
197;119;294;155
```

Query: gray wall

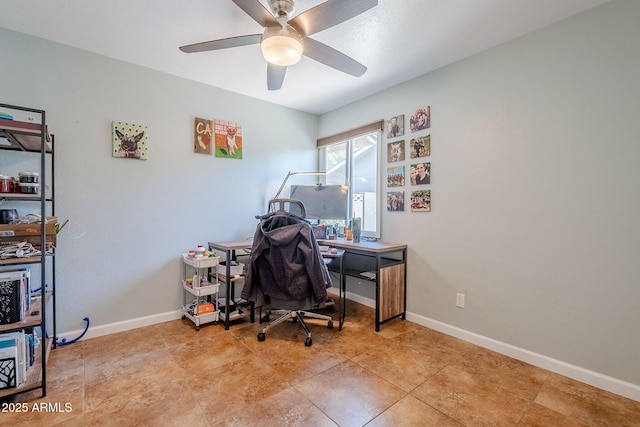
0;27;319;335
320;0;640;387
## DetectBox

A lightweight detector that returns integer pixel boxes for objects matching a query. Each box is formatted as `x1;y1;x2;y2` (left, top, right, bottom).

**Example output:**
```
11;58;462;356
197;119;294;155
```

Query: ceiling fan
179;0;378;90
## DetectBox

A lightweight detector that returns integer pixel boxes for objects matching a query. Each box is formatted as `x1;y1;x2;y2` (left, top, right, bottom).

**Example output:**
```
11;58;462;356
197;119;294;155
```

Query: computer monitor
290;184;348;221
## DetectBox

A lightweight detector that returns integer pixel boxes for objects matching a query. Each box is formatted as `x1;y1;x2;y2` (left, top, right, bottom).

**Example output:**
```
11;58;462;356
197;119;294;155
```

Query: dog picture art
214;119;243;159
112;121;148;160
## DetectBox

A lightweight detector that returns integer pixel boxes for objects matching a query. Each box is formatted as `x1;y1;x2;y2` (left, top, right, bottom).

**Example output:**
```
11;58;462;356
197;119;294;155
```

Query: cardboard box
0;217;57;238
0;217;57;249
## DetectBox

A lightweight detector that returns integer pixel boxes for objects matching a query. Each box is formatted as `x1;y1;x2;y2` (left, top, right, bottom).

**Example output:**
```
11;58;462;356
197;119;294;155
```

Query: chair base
258;309;333;347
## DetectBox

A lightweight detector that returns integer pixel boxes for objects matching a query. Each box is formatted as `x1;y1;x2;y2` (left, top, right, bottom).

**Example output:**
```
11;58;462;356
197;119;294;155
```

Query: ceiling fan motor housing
269;0;295;18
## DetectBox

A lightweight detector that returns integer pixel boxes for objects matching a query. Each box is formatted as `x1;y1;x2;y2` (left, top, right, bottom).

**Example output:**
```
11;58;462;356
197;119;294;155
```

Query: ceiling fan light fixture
261;27;303;67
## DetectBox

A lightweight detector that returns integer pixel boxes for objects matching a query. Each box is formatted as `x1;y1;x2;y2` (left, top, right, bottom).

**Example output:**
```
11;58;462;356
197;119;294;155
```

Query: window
317;122;382;238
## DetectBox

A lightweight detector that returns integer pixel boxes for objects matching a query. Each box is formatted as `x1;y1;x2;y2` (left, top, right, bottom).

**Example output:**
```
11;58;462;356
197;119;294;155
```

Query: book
0;272;23;325
0;337;18;389
1;332;27;385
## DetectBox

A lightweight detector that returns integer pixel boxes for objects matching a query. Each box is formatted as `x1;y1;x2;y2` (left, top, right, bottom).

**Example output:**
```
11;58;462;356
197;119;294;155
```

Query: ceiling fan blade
179;34;261;53
267;63;287;90
303;38;367;77
232;0;278;28
289;0;378;37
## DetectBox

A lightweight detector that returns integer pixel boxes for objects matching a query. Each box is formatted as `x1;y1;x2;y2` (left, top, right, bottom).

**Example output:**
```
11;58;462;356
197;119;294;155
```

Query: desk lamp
272;171;326;200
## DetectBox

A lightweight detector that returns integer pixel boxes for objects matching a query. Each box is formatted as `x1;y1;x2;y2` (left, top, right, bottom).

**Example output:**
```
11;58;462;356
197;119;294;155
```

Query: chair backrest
268;198;306;218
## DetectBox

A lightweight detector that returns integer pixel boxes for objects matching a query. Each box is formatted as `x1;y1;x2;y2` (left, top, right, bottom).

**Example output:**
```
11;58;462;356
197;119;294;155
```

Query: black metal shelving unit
0;102;56;398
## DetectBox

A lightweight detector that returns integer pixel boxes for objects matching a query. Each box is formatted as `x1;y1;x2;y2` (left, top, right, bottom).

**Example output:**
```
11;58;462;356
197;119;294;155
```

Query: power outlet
456;293;465;308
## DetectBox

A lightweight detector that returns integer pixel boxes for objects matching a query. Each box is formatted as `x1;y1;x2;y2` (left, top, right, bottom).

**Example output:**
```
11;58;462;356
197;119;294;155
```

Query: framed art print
410;106;430;132
387;140;405;162
112;121;148;160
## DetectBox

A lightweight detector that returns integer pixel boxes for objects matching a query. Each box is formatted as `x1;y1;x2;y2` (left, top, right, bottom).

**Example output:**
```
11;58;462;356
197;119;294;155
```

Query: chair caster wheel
181;315;186;320
257;332;266;342
305;337;312;347
328;321;334;329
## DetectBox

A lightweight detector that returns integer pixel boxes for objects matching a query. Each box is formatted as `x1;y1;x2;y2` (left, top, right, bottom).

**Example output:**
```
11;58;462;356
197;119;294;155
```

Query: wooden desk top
321;248;345;258
319;239;407;253
208;238;253;251
208;239;405;254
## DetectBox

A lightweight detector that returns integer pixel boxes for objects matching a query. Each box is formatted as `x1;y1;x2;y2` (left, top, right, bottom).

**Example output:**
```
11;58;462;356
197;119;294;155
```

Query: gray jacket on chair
241;211;331;304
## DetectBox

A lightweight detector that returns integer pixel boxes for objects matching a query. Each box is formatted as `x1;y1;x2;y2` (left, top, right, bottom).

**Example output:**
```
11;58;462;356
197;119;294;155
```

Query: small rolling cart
181;254;220;331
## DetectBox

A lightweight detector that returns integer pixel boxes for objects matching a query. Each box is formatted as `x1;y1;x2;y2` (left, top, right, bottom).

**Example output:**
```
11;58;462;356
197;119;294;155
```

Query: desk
211;239;345;331
208;238;255;330
320;239;407;331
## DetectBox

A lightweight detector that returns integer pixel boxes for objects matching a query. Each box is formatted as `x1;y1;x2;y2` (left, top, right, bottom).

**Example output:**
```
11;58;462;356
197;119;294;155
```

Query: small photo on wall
387;140;405;162
409;162;430;185
194;117;213;155
411;189;431;212
386;115;404;138
410;106;430;132
387;191;405;212
215;119;242;159
410;135;430;158
112;121;148;160
387;165;405;187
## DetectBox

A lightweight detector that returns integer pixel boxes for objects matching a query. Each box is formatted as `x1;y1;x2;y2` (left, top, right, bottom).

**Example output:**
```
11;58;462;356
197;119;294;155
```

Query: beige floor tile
411;364;531;426
352;338;447;392
234;321;347;385
535;373;640;427
218;386;338;427
518;402;591;427
393;326;475;364
366;394;463;427
450;346;549;401
187;355;294;425
295;360;406;427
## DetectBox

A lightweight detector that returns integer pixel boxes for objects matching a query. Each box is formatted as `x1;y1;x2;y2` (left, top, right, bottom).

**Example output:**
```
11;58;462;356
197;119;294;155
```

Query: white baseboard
327;288;374;307
57;295;640;402
56;309;183;342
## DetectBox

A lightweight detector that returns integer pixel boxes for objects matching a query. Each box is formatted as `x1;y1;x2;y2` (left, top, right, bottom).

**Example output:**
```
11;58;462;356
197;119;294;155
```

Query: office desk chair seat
258;297;333;347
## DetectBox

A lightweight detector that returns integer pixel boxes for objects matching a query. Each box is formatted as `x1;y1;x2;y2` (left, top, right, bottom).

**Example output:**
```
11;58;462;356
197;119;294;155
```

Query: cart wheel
305;337;312;347
258;332;266;342
328;320;334;329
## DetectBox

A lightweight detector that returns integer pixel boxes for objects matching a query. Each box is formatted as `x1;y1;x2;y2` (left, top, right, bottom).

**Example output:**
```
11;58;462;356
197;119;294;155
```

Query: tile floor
2;301;639;426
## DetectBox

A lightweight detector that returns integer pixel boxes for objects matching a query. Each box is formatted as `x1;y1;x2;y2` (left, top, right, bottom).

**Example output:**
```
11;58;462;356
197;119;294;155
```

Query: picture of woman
411;162;430;185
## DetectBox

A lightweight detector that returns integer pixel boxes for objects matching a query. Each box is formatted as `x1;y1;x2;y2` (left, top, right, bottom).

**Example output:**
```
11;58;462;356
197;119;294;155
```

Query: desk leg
224;249;232;330
375;253;381;332
339;254;346;331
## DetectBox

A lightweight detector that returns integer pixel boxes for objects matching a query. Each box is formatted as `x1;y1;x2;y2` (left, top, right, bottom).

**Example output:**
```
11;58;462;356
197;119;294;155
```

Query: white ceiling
0;0;610;115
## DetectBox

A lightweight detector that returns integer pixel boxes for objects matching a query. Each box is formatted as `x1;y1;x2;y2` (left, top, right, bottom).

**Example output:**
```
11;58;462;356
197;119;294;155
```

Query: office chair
267;198;306;217
241;198;334;346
